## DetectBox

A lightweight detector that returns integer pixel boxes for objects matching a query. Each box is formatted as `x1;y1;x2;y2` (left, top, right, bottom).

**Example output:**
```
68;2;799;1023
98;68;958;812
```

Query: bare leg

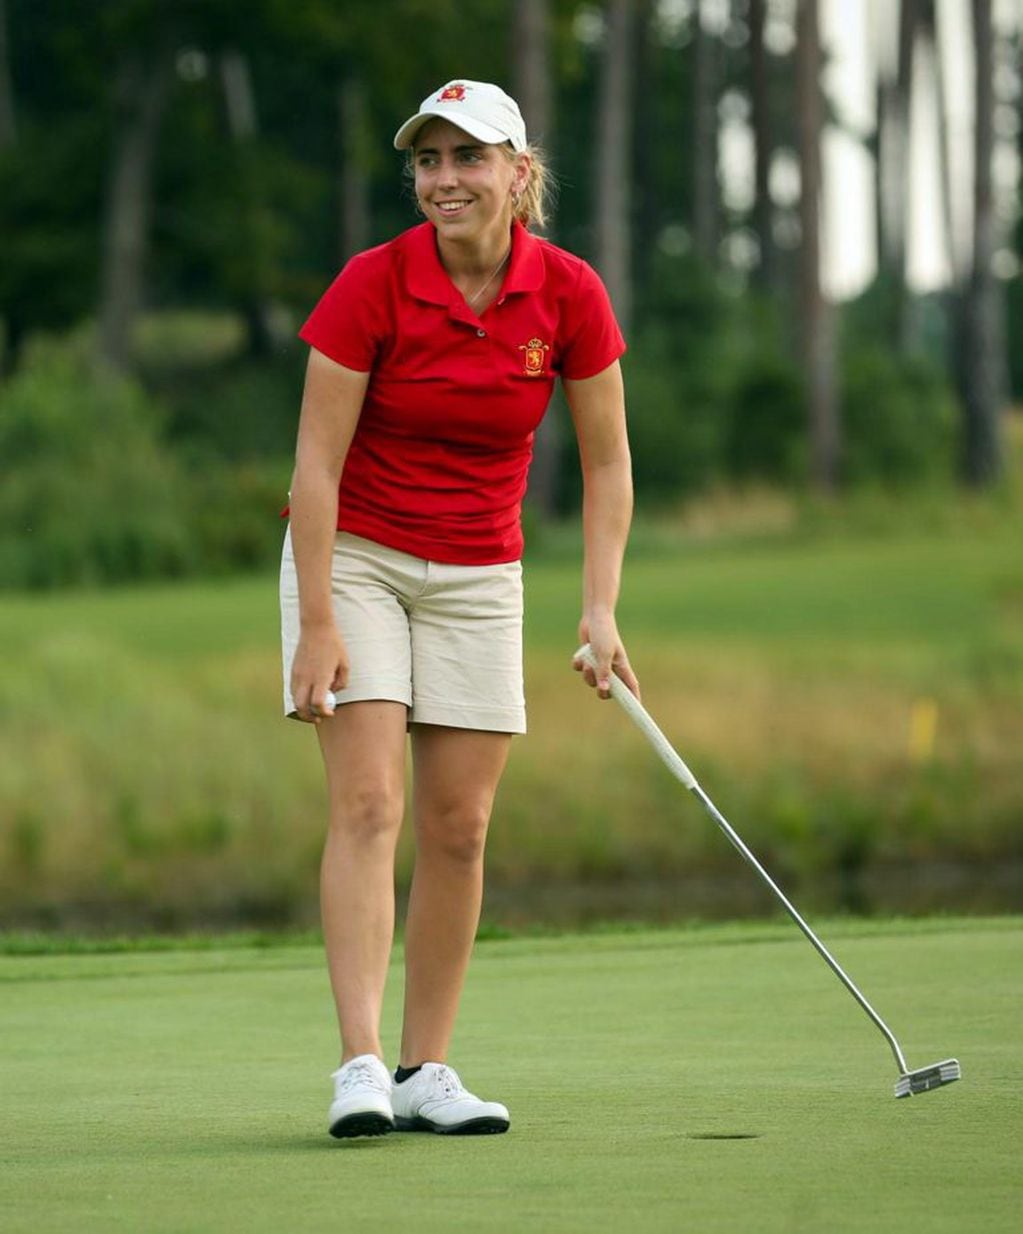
317;701;409;1064
399;725;512;1067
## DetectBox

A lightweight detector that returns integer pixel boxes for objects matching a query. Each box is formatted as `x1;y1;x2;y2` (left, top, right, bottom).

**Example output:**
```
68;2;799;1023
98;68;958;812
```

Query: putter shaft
575;645;960;1096
688;782;909;1075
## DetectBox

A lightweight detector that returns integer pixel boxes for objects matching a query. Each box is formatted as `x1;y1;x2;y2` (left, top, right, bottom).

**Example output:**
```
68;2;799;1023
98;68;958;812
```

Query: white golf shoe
391;1062;510;1135
328;1054;395;1139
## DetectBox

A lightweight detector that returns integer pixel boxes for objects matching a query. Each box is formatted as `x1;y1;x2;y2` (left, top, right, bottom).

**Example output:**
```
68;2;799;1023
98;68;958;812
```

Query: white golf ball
324;690;337;710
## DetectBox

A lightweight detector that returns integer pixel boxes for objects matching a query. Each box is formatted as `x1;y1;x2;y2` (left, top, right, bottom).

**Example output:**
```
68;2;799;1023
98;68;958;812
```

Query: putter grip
574;644;699;791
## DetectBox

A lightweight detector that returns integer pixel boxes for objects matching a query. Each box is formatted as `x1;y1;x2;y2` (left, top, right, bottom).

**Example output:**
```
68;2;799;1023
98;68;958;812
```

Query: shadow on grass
284;1134;397;1153
176;1131;478;1156
686;1131;764;1140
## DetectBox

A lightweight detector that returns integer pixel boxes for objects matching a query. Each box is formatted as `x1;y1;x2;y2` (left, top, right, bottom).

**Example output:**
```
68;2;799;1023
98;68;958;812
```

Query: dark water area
3;861;1019;936
479;860;1023;931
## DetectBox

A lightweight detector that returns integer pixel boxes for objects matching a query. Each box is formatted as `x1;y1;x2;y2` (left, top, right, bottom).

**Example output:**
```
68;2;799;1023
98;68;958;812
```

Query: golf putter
575;645;960;1099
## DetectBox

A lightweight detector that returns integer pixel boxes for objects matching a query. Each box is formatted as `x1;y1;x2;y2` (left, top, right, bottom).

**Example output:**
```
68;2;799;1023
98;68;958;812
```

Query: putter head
894;1058;960;1098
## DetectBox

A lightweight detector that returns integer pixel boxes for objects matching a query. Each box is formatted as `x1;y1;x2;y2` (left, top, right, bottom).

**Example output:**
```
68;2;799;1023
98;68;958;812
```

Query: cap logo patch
519;337;550;377
437;84;468;102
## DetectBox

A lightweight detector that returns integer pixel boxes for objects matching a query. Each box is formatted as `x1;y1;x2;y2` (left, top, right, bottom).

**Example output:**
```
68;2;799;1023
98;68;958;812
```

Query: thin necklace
465;249;510;306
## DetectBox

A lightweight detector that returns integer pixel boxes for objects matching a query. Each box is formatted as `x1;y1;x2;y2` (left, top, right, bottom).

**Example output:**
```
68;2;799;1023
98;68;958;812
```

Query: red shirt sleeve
297;250;391;371
558;260;627;380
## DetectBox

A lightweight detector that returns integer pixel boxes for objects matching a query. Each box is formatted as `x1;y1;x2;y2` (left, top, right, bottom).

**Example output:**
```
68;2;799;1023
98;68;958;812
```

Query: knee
418;802;491;865
330;785;404;847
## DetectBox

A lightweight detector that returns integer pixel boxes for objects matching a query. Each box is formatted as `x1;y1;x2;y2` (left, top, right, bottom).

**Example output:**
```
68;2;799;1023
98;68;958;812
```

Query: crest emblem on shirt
438;83;468;102
519;337;550;377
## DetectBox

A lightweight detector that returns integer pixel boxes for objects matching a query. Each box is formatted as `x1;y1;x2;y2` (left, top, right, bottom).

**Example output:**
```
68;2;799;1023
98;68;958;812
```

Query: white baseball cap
393;80;527;152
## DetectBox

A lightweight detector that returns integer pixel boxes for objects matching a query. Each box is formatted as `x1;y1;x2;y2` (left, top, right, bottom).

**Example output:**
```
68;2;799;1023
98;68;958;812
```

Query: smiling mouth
436;200;471;213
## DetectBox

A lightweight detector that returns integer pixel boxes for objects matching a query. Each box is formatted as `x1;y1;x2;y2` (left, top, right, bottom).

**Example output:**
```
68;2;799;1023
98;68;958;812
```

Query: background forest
0;0;1018;589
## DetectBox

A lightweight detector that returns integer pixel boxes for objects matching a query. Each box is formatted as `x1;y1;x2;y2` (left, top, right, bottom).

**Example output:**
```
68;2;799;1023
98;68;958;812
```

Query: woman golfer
281;79;639;1138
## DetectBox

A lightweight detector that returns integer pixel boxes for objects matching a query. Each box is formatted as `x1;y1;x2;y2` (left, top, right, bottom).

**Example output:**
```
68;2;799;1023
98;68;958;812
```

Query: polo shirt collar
401;219;544;313
503;219;545;296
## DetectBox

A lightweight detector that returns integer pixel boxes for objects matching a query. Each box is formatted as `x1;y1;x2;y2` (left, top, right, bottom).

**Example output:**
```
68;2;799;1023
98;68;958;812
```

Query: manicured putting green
2;919;1020;1233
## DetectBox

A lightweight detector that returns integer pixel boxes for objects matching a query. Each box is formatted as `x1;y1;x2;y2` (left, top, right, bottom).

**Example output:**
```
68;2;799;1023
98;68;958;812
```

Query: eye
416;154;438;169
459;150;482;164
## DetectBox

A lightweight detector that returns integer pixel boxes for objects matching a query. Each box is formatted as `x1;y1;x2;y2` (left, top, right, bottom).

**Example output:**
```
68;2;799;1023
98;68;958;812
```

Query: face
413;118;528;246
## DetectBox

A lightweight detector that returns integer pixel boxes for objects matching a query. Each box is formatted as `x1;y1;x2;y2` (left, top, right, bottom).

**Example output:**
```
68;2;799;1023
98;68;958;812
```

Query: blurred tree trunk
873;70;887;285
512;0;552;155
98;48;172;371
633;0;658;295
0;0;15;148
876;0;921;339
749;0;776;292
893;0;921;271
921;1;956;282
894;0;922;351
0;0;15;370
337;70;371;263
220;49;275;357
513;0;561;519
594;0;634;332
692;0;719;266
796;0;838;490
956;0;1003;484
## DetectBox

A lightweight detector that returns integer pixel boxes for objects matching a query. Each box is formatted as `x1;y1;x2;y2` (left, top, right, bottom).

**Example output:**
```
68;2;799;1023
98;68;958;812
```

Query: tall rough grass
1;505;1021;928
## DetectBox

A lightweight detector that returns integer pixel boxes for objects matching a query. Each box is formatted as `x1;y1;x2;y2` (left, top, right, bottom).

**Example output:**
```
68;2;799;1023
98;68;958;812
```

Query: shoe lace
431;1064;468;1100
338;1059;388;1095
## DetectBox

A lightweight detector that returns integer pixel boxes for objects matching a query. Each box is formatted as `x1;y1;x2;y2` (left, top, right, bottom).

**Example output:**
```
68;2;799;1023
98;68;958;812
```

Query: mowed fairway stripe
1;920;1021;1234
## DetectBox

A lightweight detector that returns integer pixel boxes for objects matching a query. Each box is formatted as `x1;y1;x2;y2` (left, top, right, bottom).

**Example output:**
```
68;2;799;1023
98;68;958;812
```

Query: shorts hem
409;700;526;735
283;679;412;719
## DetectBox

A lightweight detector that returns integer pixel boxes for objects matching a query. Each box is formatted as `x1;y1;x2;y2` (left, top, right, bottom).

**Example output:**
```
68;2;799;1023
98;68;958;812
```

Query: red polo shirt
298;219;626;564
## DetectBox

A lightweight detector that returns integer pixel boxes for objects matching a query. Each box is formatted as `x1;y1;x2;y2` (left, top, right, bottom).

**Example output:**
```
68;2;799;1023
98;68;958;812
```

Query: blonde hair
504;143;554;230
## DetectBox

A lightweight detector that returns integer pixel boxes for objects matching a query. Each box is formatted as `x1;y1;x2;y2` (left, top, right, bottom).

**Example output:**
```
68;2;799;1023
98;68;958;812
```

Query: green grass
1;509;1021;926
2;515;1018;662
2;918;1020;1232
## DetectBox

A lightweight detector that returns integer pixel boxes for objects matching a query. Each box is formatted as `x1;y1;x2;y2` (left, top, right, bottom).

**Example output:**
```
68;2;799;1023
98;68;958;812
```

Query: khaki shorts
280;530;526;732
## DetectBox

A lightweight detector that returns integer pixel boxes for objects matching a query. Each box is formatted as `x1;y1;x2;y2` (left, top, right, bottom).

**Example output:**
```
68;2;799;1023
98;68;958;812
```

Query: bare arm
563;360;640;699
288;348;370;721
